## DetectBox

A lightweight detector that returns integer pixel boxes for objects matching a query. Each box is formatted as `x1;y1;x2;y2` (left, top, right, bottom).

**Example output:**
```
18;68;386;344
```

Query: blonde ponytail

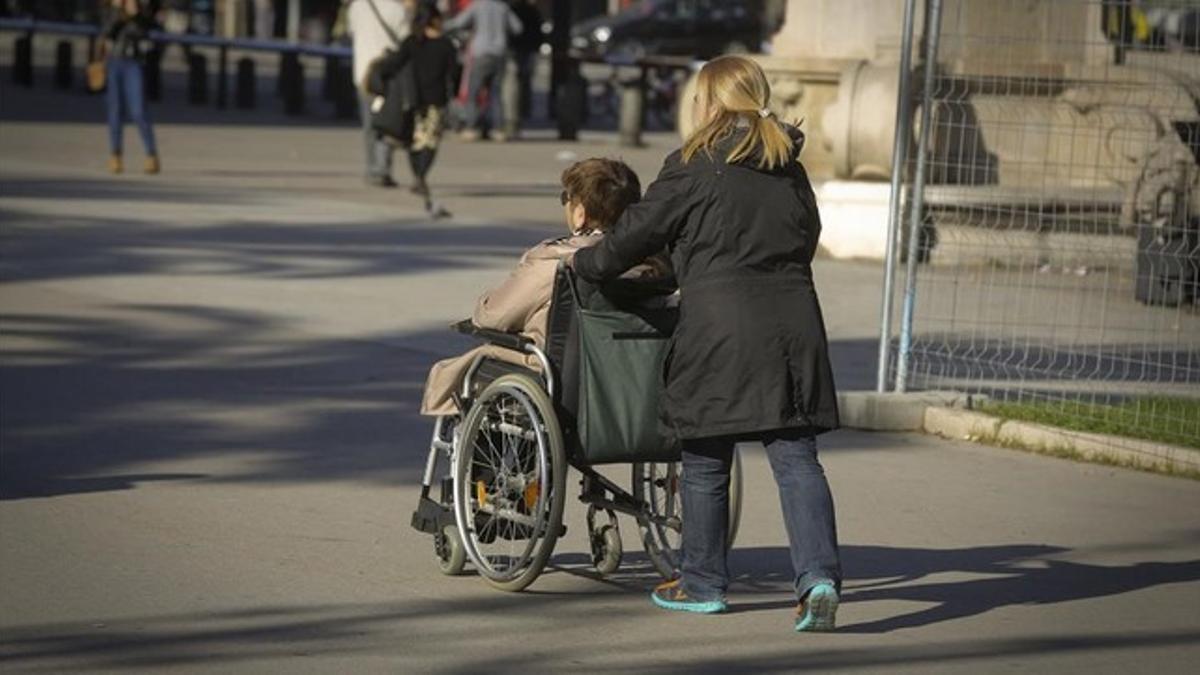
682;56;793;170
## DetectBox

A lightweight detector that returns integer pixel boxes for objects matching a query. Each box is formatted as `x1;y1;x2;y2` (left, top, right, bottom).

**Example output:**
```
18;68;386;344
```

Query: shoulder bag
364;0;419;146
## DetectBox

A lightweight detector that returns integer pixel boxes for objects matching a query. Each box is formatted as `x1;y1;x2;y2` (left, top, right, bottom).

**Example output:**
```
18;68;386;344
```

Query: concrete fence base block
923;406;1200;474
837;390;986;431
813;181;891;260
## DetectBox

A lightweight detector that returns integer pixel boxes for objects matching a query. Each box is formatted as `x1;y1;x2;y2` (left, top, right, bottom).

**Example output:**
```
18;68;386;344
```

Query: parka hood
712;121;807;172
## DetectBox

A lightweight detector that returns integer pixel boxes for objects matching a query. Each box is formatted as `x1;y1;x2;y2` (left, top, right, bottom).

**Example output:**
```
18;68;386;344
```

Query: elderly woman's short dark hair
561;158;642;231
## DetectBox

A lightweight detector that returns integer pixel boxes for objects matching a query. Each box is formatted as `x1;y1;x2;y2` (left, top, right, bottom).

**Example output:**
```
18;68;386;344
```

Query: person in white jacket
347;0;410;187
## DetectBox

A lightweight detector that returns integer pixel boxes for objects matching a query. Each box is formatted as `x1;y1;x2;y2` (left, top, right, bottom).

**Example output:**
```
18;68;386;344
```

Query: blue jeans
106;58;157;156
680;430;842;602
462;53;506;131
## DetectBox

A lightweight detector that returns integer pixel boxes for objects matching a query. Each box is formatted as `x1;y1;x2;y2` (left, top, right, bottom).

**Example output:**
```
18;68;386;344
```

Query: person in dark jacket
572;55;842;632
374;4;459;217
99;0;159;175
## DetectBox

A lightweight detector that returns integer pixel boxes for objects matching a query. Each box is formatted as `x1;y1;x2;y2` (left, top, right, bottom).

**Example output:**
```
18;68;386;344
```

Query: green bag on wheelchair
575;303;681;465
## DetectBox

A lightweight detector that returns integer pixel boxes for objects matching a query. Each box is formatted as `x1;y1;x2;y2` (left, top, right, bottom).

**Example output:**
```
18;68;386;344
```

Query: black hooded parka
574;125;839;440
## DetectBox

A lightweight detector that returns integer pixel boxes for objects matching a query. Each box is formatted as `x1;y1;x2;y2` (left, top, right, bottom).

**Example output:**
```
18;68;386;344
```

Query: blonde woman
572;56;842;632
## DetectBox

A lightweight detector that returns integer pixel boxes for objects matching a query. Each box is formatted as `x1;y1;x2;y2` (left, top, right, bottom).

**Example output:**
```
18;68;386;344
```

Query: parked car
571;0;763;61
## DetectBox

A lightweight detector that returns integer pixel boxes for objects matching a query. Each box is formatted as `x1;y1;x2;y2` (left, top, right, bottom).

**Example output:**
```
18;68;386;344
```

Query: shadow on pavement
826;337;877;391
726;544;1200;634
1;548;1197;670
504;543;1200;638
0;305;887;501
0;203;549;283
9;473;209;499
0;305;476;499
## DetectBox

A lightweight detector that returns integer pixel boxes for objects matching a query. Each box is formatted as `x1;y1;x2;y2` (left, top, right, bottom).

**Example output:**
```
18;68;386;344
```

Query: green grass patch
982;397;1200;451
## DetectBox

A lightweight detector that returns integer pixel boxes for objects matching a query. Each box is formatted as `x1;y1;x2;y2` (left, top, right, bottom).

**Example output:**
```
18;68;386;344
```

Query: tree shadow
0;303;480;499
0;201;550;283
0;571;1197;671
11;472;209;499
726;544;1200;634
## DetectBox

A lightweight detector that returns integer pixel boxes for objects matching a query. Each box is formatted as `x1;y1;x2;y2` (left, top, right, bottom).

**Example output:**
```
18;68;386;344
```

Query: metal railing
1;18;696;141
0;17;350;56
0;17;354;115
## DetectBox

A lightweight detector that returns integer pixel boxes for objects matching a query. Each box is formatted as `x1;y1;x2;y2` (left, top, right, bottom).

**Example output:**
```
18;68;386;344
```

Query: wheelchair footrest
410;496;454;534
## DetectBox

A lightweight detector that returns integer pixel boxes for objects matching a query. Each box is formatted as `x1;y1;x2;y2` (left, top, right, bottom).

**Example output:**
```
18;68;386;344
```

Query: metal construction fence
880;0;1200;463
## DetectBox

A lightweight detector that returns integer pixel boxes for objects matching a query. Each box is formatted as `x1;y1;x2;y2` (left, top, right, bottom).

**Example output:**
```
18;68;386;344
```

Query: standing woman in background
572;55;843;632
100;0;159;175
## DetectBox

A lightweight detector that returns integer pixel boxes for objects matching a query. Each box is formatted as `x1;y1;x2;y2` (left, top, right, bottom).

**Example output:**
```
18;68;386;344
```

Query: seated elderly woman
420;158;650;416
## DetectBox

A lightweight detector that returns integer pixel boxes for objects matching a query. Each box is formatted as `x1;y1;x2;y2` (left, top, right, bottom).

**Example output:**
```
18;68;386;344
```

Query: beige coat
420;233;602;416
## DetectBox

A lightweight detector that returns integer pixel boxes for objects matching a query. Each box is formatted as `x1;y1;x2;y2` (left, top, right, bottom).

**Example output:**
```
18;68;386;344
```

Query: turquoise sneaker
650;579;727;614
795;583;838;632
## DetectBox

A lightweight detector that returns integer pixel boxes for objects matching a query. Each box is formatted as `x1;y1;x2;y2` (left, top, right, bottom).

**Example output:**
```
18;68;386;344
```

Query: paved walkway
1;90;1198;673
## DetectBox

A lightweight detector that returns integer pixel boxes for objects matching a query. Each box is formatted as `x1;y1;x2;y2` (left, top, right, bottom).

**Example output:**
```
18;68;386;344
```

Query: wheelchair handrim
453;383;554;583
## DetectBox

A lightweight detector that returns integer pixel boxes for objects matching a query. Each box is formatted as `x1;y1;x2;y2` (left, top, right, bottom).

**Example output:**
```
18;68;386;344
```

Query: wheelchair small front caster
435;524;467;576
587;505;623;576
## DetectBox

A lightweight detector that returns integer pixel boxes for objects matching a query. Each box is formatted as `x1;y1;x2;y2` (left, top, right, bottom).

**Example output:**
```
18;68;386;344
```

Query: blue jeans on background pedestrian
680;429;842;603
106;57;157;157
462;53;506;133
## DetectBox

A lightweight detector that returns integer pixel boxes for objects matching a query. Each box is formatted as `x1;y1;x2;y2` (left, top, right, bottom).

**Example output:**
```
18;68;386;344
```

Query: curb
836;390;985;431
837;391;1200;477
923;407;1200;475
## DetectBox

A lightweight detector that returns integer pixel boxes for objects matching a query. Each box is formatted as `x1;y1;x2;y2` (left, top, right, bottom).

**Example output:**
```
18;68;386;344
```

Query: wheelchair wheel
435;524;467;576
587;505;623;576
452;373;566;592
633;448;744;580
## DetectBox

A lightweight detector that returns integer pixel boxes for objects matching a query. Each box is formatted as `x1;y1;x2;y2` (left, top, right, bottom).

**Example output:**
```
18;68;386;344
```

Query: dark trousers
681;430;841;602
358;92;394;179
106;58;157;156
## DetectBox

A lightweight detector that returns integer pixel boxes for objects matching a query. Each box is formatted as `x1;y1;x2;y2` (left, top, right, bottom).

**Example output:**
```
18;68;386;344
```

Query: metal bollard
332;58;356;119
188;52;209;104
322;55;337;101
145;47;162;101
617;74;646;147
216;45;229;109
13;34;33;86
555;60;585;141
501;56;520;137
55;40;73;89
280;52;304;115
236;57;256;109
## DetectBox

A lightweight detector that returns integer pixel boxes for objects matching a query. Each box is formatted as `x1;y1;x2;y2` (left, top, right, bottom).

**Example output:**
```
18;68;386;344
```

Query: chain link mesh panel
890;0;1200;464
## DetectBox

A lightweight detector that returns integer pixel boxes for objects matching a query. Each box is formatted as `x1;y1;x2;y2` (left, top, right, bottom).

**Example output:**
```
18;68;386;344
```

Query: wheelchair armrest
452;319;532;352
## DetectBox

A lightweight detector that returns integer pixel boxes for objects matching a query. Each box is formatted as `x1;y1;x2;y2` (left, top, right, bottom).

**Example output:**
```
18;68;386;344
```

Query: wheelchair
410;265;744;592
